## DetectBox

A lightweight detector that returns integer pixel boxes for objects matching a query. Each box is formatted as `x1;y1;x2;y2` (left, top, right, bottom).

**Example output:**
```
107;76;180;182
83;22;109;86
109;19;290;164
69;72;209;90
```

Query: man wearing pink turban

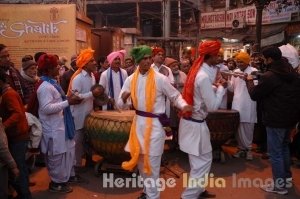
99;50;128;110
179;40;227;199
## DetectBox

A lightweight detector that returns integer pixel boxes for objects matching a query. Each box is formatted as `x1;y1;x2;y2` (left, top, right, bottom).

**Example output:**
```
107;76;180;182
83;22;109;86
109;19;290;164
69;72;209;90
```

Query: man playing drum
178;40;227;199
117;45;192;199
67;48;103;171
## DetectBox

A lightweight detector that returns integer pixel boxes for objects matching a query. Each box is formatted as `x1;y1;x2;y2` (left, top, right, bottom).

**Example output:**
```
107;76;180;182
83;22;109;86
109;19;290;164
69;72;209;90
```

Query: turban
37;54;58;75
152;47;164;57
76;48;94;69
164;57;178;67
198;40;221;57
67;48;94;96
182;40;221;117
236;52;250;65
107;50;126;65
130;45;152;63
279;44;299;68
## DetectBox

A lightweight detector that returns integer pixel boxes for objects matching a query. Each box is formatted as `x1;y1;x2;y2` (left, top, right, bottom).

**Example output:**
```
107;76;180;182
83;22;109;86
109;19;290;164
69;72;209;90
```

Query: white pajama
181;152;212;199
236;122;255;150
138;155;162;199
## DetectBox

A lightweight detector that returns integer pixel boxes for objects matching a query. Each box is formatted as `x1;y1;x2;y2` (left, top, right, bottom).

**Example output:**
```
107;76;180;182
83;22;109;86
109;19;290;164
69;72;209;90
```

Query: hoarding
0;4;76;69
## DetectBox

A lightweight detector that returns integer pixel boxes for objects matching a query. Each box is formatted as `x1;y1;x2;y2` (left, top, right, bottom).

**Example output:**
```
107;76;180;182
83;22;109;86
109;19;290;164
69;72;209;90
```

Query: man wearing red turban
35;54;83;193
178;40;227;199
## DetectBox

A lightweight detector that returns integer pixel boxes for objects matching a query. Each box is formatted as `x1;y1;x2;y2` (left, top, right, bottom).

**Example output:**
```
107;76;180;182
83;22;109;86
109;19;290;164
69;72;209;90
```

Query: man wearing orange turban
179;40;227;199
228;51;257;161
68;48;103;170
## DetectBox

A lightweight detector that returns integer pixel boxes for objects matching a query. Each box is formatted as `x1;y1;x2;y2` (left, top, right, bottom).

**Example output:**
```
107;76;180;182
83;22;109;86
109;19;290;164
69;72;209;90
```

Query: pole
255;1;264;52
136;1;141;33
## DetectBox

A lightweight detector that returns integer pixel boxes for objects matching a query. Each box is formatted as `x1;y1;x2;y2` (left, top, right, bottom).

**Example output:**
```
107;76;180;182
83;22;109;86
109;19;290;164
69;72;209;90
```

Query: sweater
0;87;29;142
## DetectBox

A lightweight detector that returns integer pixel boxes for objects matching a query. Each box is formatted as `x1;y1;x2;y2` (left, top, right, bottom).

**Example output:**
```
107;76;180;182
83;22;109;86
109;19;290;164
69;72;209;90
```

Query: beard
0;60;14;71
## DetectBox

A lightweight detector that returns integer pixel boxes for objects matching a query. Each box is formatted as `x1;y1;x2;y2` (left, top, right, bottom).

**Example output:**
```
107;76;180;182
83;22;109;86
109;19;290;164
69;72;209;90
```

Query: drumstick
220;71;246;78
114;104;122;113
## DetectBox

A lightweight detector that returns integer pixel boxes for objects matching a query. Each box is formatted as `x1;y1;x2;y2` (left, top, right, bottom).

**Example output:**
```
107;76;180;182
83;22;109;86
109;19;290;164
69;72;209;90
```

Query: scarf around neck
40;76;75;140
122;67;156;175
108;67;124;110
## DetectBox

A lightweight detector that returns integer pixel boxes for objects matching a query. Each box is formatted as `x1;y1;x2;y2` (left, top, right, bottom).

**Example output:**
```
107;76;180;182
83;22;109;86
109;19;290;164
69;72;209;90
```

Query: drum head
89;110;135;121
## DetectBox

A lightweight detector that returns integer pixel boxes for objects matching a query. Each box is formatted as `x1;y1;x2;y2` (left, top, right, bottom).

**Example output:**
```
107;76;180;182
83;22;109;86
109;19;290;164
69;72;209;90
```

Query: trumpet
220;70;247;78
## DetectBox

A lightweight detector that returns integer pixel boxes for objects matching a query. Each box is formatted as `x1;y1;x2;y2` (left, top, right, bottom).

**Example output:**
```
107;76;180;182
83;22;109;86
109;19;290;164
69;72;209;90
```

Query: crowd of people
0;41;300;199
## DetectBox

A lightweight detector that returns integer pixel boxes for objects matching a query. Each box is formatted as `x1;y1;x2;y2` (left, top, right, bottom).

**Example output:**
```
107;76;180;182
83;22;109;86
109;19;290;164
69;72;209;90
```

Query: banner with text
0;4;76;69
201;0;299;29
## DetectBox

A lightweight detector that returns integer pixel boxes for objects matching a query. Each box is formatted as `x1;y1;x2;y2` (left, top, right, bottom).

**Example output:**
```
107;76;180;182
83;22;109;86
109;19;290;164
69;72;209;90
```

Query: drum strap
183;117;205;123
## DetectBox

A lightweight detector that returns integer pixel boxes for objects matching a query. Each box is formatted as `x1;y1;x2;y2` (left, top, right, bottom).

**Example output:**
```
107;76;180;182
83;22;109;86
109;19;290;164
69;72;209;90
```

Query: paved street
27;149;300;199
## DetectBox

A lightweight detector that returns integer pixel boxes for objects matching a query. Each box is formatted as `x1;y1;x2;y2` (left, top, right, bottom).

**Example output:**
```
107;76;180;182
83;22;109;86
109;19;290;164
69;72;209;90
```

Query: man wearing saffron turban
229;51;257;160
99;50;128;110
68;48;103;170
178;40;227;199
36;54;83;193
117;45;192;199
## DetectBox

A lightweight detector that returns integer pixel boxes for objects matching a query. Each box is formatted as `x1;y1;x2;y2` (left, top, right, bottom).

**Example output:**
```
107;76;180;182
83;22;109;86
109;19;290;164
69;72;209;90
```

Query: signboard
201;0;299;29
0;4;76;69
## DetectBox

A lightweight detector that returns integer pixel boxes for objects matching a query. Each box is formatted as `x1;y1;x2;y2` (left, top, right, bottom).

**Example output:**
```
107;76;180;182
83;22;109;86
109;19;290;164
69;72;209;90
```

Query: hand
181;105;193;114
92;86;104;97
121;91;131;103
11;167;20;179
67;94;83;105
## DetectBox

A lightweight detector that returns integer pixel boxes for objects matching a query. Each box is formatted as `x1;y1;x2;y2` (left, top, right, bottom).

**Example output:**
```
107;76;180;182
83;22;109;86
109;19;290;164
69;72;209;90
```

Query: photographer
246;46;300;195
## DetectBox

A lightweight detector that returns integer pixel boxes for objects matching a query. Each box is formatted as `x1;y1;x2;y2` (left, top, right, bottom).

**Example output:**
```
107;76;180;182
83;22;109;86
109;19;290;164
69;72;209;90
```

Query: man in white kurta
179;41;226;199
69;49;102;168
151;47;174;118
117;45;192;199
37;54;82;193
99;50;128;110
228;52;257;160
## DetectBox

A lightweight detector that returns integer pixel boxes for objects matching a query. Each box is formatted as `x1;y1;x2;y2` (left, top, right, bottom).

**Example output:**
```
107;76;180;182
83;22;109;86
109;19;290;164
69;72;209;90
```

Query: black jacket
247;59;300;128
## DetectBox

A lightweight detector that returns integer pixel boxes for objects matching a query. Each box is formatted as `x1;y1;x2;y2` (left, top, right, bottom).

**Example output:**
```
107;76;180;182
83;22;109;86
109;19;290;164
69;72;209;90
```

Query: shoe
260;184;288;195
68;175;86;184
233;150;246;158
198;190;216;198
246;151;253;160
137;192;146;199
48;182;73;193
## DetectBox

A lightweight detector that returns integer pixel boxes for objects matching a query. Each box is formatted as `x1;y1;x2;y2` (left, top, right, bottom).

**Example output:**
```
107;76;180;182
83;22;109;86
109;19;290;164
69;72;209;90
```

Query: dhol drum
206;109;240;149
84;110;135;165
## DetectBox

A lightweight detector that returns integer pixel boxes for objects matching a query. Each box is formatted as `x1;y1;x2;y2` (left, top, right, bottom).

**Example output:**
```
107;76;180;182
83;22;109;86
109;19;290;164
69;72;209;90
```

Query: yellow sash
121;67;156;175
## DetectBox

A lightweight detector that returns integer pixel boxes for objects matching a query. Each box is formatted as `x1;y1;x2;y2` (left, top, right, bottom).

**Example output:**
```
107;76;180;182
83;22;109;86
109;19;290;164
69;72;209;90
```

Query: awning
199;23;287;43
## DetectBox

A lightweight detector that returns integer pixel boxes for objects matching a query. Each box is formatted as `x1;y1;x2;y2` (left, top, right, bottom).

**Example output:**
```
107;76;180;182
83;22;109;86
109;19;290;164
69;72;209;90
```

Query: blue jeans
266;127;292;189
9;141;32;199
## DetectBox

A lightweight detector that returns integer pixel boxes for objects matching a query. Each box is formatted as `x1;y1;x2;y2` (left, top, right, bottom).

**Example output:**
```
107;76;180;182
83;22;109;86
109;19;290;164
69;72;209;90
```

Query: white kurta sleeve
99;71;107;90
72;76;93;100
117;77;132;109
199;76;225;111
37;85;69;114
161;76;187;110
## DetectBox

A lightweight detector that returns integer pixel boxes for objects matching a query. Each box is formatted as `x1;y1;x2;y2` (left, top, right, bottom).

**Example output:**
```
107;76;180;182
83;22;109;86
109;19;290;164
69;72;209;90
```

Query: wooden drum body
206;109;240;149
84;110;135;165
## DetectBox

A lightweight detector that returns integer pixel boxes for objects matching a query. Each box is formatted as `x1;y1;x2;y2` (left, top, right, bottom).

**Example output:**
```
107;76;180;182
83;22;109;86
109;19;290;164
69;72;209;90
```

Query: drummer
178;40;227;199
117;45;192;199
67;48;103;170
